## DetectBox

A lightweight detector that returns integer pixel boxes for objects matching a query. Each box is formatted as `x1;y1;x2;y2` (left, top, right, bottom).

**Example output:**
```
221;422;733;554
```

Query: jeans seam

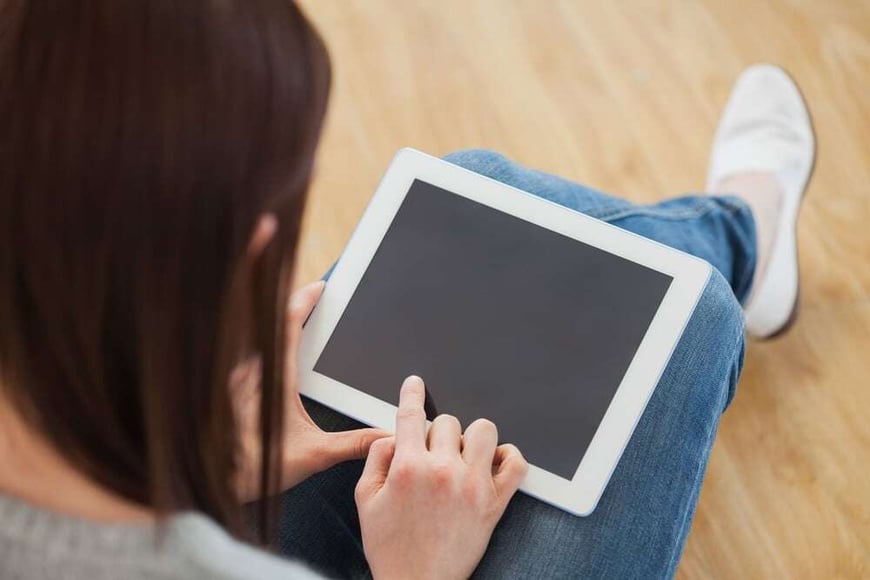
663;400;721;579
664;323;743;577
724;317;746;408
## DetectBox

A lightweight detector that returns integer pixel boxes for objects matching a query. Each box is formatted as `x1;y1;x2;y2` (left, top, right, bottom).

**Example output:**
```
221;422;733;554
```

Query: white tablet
298;148;711;516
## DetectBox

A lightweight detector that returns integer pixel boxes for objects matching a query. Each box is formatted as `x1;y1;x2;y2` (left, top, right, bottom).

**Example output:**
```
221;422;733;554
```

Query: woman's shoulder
163;511;326;579
0;493;325;580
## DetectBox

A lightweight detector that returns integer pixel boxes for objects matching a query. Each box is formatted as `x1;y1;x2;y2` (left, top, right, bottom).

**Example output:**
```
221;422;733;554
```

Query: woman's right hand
355;376;529;580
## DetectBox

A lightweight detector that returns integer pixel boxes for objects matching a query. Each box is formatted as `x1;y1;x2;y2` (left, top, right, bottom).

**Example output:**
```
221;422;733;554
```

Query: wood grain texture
295;1;870;577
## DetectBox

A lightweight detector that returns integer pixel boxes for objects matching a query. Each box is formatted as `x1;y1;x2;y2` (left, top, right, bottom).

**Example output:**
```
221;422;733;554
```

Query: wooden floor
296;1;870;577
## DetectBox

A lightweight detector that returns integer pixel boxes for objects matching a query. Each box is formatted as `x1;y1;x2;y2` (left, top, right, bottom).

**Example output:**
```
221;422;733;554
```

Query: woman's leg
472;273;742;578
278;150;756;579
448;150;752;579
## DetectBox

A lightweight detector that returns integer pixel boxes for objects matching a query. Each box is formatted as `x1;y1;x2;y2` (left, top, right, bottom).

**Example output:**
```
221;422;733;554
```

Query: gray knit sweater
0;494;326;579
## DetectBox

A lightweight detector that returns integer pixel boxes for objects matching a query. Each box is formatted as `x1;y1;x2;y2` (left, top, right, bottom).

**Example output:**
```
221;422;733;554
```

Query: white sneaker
706;64;815;339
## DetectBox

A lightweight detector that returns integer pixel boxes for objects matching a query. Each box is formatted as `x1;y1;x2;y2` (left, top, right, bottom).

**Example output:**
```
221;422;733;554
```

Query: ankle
712;172;784;290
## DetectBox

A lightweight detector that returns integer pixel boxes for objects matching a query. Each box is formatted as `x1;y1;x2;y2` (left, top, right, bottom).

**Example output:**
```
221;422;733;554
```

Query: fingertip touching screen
314;179;672;479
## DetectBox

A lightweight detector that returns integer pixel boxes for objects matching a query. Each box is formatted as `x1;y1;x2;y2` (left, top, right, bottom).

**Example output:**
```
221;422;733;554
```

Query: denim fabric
275;150;757;579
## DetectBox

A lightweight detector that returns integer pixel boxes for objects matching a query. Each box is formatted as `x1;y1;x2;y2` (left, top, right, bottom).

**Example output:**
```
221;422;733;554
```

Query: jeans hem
588;196;750;224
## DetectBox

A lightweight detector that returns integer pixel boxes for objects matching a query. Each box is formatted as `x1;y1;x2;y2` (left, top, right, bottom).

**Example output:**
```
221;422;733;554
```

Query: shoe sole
756;66;817;340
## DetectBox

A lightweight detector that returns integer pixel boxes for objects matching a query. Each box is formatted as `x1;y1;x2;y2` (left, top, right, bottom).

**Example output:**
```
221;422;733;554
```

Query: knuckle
369;437;390;453
520;454;530;471
353;481;366;503
513;457;530;478
397;407;425;422
460;478;486;507
357;437;374;460
429;460;457;489
518;451;530;470
505;448;529;477
391;458;419;486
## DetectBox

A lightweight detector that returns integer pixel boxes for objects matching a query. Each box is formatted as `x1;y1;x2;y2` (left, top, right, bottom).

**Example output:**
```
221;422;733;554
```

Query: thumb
355;436;395;502
288;280;326;332
318;427;390;467
286;281;326;375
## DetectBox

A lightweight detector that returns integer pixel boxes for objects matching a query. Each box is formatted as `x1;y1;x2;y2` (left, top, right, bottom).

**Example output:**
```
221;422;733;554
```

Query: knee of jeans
694;268;746;408
442;149;512;177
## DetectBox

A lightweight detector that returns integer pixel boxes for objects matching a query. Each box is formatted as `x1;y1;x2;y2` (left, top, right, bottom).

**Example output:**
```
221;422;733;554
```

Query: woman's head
0;0;329;537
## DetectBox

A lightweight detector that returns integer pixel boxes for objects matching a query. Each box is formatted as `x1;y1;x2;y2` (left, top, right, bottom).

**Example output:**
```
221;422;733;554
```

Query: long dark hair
0;0;330;541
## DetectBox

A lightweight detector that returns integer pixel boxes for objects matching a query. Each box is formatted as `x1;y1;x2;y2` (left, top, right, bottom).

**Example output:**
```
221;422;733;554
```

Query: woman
0;1;814;578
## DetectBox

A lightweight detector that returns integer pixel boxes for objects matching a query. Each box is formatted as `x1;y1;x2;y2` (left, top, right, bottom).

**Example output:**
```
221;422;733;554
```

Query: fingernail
303;280;325;296
403;375;424;389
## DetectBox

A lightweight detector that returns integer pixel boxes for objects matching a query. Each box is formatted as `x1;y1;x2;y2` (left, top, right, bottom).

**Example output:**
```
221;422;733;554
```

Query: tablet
298;148;711;515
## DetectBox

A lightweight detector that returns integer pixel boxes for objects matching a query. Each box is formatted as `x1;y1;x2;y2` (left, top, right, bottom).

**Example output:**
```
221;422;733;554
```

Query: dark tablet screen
314;179;672;479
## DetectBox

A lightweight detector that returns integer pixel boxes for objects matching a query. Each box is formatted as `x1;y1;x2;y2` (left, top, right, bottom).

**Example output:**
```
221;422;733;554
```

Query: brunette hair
0;0;330;540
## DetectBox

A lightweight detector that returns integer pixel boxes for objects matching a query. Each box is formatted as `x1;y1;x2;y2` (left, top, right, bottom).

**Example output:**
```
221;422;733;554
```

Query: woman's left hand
235;280;388;502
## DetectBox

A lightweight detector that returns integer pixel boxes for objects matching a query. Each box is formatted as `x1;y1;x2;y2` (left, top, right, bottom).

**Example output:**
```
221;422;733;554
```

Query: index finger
395;376;427;454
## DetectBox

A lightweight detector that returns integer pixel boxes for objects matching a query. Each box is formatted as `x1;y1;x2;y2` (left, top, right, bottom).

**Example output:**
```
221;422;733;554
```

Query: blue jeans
276;150;756;579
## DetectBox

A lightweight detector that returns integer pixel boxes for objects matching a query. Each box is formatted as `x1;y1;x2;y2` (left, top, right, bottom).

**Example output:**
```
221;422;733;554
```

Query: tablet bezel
297;148;711;516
